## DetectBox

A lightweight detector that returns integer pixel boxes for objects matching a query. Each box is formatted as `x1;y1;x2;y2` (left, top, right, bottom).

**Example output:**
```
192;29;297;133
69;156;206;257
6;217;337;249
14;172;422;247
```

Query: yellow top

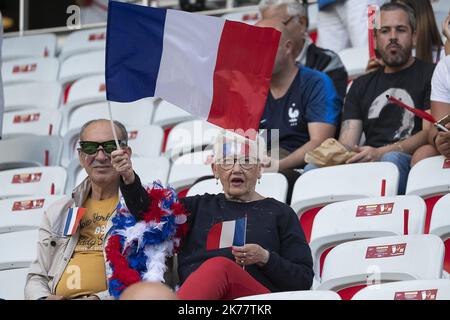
55;194;118;299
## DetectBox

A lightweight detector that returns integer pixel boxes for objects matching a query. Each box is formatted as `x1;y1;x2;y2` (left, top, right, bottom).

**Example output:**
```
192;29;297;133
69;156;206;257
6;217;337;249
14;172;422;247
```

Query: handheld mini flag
105;1;280;133
206;217;247;250
63;207;87;236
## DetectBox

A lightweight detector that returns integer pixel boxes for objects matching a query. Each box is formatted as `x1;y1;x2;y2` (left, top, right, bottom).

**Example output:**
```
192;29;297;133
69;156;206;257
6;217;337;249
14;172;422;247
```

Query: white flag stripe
155;9;224;119
219;220;236;248
67;209;78;235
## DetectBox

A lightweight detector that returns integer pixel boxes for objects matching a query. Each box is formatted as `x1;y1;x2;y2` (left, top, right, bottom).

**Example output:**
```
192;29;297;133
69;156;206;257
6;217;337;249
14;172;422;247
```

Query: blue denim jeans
303;151;412;195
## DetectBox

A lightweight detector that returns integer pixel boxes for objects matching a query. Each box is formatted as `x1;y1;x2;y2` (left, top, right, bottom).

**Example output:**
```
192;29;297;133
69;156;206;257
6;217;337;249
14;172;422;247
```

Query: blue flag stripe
232;217;246;246
63;208;73;236
106;1;166;102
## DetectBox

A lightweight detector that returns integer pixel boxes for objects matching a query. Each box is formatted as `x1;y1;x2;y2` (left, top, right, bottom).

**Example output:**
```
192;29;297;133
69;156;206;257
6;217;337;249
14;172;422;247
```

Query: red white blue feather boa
105;181;188;299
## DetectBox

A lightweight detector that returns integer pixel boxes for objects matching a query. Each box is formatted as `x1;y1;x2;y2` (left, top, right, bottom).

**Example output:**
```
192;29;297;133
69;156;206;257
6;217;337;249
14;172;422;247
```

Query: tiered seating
2;34;57;61
61;99;156;136
0;167;67;199
58;28;106;61
0;230;39;270
63;74;106;108
406;156;450;233
337;47;369;80
2;57;59;85
291;162;400;242
0;195;66;233
309;195;426;282
0;136;63;170
4;82;62;112
164;120;221;161
187;173;289;203
429;194;450;275
352;279;450;300
2;109;62;138
0;268;30;300
58;51;105;86
317;235;445;299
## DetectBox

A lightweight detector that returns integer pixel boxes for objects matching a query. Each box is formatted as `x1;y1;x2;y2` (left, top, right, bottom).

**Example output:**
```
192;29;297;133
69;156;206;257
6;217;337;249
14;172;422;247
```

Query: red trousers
177;256;270;300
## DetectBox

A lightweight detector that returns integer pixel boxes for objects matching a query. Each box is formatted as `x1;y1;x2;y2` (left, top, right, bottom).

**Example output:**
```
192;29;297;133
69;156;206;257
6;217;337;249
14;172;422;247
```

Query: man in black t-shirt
334;2;435;194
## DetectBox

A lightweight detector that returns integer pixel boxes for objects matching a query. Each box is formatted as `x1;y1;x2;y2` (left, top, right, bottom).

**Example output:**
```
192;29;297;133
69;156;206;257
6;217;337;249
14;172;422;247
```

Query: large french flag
63;207;87;236
106;1;280;132
206;217;247;251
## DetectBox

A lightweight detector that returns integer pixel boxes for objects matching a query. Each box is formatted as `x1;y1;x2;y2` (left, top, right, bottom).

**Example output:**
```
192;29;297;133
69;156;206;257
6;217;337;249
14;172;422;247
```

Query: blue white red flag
105;1;280;133
206;216;247;250
63;207;87;236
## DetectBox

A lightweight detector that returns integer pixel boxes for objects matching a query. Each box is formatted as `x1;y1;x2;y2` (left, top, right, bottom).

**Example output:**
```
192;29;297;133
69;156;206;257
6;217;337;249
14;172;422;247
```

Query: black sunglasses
78;140;126;155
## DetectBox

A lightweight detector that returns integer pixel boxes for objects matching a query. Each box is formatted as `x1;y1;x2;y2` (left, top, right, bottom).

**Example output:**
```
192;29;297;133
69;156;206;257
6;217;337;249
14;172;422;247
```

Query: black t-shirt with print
343;59;435;148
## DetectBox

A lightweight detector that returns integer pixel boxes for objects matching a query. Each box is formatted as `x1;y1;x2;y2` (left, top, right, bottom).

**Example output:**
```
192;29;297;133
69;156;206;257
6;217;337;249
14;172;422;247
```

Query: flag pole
242;214;247;270
107;100;121;149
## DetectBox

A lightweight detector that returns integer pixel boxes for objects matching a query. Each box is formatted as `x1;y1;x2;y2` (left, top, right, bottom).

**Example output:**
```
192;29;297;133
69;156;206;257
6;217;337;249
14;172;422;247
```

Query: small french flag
206;216;247;251
63;207;87;236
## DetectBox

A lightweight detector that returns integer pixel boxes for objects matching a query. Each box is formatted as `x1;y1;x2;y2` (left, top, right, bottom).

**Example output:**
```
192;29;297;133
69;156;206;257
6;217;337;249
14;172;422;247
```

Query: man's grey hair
79;119;128;144
258;0;307;18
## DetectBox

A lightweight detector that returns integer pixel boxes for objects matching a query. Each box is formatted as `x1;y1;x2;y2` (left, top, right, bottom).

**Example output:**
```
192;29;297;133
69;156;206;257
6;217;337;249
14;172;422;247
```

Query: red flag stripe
208;20;280;134
387;95;436;124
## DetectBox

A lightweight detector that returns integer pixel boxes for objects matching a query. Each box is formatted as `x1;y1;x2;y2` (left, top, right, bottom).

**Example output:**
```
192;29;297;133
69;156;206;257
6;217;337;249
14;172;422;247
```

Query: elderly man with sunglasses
25;119;133;300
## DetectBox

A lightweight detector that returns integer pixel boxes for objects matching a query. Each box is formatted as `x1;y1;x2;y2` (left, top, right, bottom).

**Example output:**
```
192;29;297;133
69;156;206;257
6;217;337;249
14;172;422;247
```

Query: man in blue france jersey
257;18;342;203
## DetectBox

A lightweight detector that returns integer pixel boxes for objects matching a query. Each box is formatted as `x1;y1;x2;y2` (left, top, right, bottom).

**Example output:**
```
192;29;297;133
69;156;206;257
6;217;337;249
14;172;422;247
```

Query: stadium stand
352;279;450;300
317;234;445;299
187;172;289;203
290;162;400;242
0;268;30;300
0;195;66;233
58;28;106;62
61;99;156;136
429;194;450;275
2;109;62;138
309;195;426;282
0;136;63;170
63;74;106;108
337;46;369;80
58;50;105;86
0;230;39;270
2;57;59;85
4;82;62;112
406;156;450;233
0;167;67;199
164;120;221;161
2;34;57;61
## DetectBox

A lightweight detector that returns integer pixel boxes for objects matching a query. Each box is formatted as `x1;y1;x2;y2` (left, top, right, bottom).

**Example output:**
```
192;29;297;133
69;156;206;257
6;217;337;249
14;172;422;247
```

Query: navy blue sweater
120;174;314;292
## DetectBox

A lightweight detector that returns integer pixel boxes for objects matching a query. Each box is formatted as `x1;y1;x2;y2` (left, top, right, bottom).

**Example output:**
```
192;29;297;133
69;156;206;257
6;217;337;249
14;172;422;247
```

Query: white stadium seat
61;99;155;136
429;194;450;275
168;150;214;193
58;51;105;85
317;235;445;299
0;230;39;270
337;46;369;80
2;109;62;138
309;195;426;282
164;120;221;160
0;195;66;234
352;279;450;300
237;290;341;300
187;173;289;203
0;267;30;300
152;99;196;128
290;162;399;242
0;136;63;171
406;156;450;233
63;74;106;109
4;82;62;112
59;28;106;62
3;34;57;61
2;57;59;85
0;167;67;199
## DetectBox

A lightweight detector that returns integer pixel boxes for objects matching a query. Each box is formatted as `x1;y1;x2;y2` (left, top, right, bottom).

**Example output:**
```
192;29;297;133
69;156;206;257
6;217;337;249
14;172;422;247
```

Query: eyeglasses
282;15;298;26
78;140;126;155
218;157;258;170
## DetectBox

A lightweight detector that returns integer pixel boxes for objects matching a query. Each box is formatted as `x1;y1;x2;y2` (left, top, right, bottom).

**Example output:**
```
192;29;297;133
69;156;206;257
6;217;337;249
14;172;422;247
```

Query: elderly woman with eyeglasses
111;133;314;300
